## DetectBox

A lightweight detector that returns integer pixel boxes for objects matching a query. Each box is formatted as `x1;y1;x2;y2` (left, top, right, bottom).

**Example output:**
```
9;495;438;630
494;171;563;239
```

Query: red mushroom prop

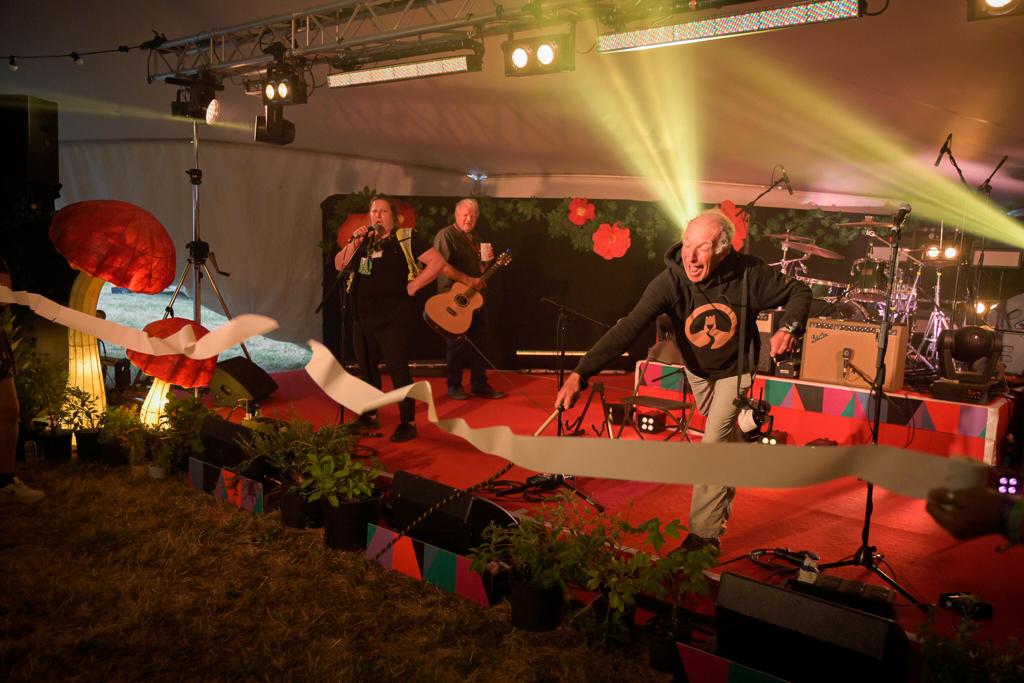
127;317;217;426
49;200;176;421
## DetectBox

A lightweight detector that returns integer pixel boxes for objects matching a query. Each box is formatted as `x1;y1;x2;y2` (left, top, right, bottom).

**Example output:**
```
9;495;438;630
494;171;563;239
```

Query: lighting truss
327;54;482;87
597;0;862;53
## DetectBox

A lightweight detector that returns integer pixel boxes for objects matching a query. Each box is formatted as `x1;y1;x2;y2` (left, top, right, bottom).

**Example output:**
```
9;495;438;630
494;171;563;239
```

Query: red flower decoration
719;199;749;252
126;317;217;388
337;213;370;247
48;200;176;294
592;222;632;260
396;200;416;229
567;198;596;226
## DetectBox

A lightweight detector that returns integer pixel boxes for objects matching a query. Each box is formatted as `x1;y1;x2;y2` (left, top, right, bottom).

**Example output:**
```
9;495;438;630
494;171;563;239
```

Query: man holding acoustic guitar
432;198;507;401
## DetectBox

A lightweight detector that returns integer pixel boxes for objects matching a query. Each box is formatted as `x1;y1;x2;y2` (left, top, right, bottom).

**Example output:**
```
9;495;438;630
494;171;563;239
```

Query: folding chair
616;340;695;441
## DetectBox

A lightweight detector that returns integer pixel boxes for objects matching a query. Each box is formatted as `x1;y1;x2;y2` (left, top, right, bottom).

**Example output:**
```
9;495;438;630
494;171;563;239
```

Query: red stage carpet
249;368;1023;645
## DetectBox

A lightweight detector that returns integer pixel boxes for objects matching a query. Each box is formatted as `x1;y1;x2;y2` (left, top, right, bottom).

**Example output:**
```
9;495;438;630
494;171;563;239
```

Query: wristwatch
780;321;802;336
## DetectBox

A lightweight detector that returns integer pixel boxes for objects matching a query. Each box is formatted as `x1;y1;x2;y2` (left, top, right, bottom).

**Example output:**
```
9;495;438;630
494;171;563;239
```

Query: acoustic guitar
423;250;511;337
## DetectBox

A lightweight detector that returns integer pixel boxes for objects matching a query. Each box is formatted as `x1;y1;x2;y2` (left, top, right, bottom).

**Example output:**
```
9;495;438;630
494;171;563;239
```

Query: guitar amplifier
757;310;781;374
800;318;908;392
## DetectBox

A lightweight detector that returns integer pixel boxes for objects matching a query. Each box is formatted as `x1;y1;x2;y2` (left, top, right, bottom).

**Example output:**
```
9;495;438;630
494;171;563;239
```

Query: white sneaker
0;477;45;503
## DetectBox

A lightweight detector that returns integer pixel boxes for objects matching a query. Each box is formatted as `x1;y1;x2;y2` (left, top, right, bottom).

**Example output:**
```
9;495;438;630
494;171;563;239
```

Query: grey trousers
684;369;753;539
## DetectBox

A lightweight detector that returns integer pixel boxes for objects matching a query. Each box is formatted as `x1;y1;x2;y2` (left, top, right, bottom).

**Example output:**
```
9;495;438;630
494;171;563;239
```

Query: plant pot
510;579;564;631
148;464;167;479
16;422;42;462
100;442;128;466
648;621;691;674
75;430;103;461
279;489;323;529
37;431;73;461
322;496;382;550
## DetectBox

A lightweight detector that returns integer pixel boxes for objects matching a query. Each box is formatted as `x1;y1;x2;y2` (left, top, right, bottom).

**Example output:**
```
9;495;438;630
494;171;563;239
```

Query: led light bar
597;0;861;53
327;54;481;88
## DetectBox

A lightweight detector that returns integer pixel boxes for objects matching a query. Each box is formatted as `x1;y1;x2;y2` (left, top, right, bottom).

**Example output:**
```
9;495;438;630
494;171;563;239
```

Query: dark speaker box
209;357;278;406
0;95;60;194
715;573;908;682
199;416;261;475
390;470;518;556
799;318;908;391
756;310;781;374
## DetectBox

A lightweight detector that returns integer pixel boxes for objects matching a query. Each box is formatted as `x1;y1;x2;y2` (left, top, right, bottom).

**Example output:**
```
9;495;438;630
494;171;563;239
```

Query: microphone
893;202;912;227
780;166;794;195
934;133;952;167
345;226;374;244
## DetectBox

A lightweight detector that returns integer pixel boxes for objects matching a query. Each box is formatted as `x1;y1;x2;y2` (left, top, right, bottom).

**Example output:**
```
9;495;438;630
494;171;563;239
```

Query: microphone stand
506;297;611;511
817;207;925;610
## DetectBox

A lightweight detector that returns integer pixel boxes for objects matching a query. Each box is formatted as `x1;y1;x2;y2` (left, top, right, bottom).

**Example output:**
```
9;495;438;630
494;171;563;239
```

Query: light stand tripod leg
201;262;251;361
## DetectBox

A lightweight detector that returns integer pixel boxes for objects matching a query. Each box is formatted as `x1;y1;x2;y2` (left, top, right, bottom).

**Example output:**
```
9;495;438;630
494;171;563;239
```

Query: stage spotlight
968;0;1024;19
998;475;1019;495
167;72;224;122
638;412;666;434
254;103;295;146
204;98;220;125
262;70;307;105
925;245;941;259
503;33;575;76
975;301;999;316
932;326;1004;403
943;246;958;259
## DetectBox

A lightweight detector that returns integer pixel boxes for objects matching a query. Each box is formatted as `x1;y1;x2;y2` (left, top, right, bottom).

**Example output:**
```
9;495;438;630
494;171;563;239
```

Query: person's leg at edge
0;375;44;503
684;370;751;543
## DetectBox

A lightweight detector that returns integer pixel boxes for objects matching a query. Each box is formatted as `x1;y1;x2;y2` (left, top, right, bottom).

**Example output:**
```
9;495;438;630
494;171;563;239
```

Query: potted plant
236;418;324;529
64;386;102;460
150;392;209;477
98;404;148;470
35;368;74;461
470;500;574;631
629;519;717;674
299;423;382;550
12;348;67;460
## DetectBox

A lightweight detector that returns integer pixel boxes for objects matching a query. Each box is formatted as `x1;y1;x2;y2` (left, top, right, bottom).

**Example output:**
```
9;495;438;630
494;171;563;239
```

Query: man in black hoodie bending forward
554;208;811;551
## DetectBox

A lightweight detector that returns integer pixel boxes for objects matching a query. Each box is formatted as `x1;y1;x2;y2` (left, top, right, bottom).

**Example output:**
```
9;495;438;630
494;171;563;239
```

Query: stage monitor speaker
800;318;908;391
198;415;265;476
715;573;908;683
210;357;278;406
0;95;60;196
391;470;518;556
756;310;782;374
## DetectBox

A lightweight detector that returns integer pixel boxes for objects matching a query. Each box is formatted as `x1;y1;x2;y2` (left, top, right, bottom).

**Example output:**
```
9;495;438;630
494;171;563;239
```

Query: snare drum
794;275;849;302
848;258;888;302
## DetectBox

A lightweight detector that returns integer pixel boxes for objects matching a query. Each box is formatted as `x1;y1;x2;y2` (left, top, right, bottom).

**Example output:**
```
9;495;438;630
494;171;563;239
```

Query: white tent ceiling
3;0;1023;207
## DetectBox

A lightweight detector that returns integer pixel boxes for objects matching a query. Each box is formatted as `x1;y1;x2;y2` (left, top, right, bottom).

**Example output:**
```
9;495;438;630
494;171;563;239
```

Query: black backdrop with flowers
319;191;917;371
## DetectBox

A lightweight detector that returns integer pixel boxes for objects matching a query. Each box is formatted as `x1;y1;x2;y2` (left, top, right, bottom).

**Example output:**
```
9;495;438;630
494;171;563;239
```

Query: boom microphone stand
818;204;925;610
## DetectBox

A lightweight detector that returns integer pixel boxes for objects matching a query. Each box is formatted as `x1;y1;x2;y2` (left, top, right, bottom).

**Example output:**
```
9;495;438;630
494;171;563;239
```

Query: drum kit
766;218;956;372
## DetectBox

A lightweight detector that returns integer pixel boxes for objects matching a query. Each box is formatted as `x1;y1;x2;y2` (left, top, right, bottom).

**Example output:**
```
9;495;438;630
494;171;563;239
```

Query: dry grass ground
1;462;668;683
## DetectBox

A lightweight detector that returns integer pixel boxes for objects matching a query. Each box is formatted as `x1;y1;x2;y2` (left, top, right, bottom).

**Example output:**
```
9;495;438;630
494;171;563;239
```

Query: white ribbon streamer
1;285;277;359
304;340;988;499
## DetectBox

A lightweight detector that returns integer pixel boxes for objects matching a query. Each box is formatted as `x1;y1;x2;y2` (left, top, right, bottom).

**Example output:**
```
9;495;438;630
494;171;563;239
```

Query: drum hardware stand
915;266;951;370
818;204;926;611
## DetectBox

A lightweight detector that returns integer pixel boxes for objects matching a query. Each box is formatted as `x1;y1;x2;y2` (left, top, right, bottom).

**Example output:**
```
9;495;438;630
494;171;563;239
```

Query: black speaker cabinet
390;470;518;556
715;573;908;682
800;318;908;391
209;357;278;406
756;310;782;374
0;95;60;196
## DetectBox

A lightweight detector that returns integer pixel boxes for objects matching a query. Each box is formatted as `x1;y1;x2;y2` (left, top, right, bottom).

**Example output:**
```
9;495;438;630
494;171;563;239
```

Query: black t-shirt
353;229;431;321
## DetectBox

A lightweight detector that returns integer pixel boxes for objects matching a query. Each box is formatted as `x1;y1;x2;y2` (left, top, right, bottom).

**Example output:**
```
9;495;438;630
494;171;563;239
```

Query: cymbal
778;241;843;259
763;232;814;242
835;219;897;230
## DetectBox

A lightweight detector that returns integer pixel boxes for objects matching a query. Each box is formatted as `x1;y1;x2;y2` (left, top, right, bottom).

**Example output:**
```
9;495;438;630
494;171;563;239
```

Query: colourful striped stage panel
187;457;264;514
637;362;1012;463
366;524;494;607
677;642;786;683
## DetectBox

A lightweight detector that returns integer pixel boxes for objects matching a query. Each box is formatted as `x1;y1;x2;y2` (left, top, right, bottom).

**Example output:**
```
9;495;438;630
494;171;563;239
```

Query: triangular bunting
423;546;456;592
391;536;422;580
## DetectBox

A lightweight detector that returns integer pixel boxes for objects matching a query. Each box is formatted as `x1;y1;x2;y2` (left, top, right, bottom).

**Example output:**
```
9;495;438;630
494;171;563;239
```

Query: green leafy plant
13;348;67;427
64;386;101;432
99;405;149;465
235;418;318;487
299;423;380;507
919;611;1024;683
470;503;572;591
151;392;209;472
